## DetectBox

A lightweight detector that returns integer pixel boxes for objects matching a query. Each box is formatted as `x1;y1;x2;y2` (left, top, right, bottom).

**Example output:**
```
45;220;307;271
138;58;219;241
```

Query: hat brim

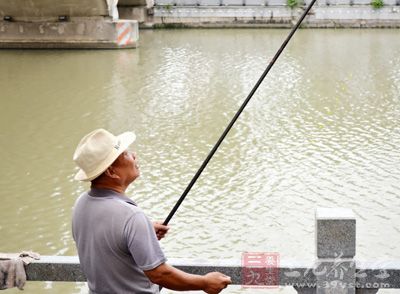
74;131;136;182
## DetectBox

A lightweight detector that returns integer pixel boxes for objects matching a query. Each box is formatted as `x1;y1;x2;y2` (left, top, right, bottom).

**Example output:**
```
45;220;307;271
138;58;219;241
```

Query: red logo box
242;252;280;289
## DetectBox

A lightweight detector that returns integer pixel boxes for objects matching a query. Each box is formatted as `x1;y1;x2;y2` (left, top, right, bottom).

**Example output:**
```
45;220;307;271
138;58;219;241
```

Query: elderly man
72;129;231;294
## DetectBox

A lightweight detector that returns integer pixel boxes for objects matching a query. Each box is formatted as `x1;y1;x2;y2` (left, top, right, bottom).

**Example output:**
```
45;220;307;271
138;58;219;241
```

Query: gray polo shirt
72;188;167;294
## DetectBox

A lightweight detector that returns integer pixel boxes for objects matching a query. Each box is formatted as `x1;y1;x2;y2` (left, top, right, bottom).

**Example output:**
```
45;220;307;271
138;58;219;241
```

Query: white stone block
176;0;198;5
155;0;175;5
245;0;266;5
267;0;286;5
327;0;350;5
198;0;221;5
222;0;244;5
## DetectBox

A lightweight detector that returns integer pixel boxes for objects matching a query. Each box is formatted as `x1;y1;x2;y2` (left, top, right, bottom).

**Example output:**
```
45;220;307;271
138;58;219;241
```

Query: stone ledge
24;256;400;289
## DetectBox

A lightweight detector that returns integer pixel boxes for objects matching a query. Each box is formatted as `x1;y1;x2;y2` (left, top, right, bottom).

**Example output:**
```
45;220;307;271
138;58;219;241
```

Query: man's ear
104;167;120;179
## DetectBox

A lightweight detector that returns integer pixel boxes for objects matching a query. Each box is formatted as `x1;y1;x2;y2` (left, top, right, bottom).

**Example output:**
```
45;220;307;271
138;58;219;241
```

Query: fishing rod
163;0;317;226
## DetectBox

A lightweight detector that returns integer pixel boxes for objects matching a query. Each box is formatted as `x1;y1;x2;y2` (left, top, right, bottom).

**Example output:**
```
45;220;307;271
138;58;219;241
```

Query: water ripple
1;31;400;294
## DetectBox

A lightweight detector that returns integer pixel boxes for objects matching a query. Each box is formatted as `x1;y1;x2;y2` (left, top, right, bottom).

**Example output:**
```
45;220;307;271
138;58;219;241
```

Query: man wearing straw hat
72;129;231;294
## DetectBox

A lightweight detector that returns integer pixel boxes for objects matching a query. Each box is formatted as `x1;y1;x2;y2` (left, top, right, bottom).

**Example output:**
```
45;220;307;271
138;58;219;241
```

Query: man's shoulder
112;196;143;214
74;190;143;215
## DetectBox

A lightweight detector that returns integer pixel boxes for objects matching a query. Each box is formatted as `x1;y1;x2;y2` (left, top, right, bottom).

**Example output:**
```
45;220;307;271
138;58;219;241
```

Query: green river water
0;29;399;293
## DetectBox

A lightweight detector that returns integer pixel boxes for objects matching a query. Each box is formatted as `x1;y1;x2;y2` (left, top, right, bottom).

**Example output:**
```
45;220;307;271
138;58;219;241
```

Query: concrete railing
155;0;399;6
25;208;400;293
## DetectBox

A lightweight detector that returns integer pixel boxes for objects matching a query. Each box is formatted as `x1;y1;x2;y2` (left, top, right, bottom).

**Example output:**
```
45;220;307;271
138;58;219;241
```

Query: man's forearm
145;263;206;291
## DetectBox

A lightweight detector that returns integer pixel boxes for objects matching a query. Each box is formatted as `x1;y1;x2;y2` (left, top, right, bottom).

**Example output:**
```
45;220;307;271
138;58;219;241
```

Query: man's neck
91;183;126;194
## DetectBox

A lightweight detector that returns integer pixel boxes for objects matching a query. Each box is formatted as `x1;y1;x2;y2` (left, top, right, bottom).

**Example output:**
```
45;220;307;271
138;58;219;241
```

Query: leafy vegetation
371;0;384;8
287;0;298;8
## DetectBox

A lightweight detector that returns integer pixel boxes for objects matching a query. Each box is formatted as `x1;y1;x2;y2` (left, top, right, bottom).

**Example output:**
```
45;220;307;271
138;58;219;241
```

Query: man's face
112;149;140;185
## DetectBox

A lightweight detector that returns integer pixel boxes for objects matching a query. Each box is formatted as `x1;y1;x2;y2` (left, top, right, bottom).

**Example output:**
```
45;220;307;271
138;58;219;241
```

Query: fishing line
163;0;317;226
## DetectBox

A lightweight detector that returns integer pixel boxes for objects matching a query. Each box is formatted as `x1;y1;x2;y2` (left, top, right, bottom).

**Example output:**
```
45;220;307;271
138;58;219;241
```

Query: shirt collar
88;188;137;206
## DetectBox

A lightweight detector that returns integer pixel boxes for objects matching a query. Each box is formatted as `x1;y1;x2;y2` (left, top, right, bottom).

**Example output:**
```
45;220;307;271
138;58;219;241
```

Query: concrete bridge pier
0;0;139;49
118;0;155;26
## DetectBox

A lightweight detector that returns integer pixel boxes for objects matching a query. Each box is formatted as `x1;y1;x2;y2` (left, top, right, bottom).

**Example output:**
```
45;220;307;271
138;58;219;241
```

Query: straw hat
73;129;136;181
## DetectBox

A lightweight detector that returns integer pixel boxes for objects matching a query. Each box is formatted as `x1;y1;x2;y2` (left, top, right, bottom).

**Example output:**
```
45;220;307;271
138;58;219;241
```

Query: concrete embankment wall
144;0;400;28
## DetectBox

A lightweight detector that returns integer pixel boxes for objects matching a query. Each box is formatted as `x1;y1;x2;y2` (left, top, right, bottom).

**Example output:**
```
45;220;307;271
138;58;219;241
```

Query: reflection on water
0;29;399;293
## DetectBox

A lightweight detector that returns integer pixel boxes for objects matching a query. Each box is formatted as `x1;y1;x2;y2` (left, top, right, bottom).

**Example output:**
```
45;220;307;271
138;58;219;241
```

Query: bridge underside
0;0;140;49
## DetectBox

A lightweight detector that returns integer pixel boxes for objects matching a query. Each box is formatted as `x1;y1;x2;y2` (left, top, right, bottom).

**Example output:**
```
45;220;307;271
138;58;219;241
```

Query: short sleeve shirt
72;188;167;294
